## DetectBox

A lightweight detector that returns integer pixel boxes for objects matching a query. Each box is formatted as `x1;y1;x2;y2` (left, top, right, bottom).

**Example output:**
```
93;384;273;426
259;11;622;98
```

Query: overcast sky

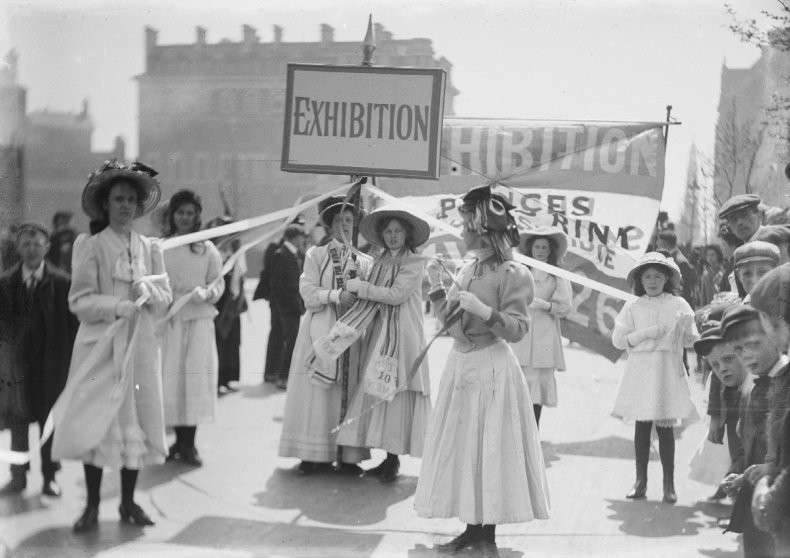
1;0;768;218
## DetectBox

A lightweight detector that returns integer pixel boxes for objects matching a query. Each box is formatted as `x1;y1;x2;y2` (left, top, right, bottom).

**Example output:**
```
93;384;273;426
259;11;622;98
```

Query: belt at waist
452;336;503;353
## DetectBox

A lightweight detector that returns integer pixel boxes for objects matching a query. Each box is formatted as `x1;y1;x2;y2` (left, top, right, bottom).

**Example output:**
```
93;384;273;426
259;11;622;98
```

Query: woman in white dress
336;206;432;482
414;185;549;557
611;251;700;504
52;160;172;532
161;190;224;467
512;228;572;427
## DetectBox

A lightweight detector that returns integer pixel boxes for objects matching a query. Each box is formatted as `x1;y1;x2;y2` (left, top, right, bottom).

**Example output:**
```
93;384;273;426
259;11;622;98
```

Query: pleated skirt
414;340;551;525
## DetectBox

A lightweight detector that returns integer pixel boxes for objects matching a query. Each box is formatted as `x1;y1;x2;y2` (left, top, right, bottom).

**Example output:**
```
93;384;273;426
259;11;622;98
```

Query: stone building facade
136;23;458;221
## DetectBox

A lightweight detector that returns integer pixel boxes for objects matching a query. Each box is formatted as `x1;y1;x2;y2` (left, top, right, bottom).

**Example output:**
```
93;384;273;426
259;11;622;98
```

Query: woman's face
641;266;668;296
705;248;721;267
382;218;406;252
331;210;355;242
173;203;199;235
531;238;551;262
105;181;139;227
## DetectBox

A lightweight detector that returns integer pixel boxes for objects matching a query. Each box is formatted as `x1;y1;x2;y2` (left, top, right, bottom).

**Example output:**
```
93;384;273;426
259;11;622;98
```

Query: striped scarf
308;255;401;387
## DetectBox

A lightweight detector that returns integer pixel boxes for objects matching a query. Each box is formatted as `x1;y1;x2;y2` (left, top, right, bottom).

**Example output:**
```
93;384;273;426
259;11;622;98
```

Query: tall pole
336;14;376;470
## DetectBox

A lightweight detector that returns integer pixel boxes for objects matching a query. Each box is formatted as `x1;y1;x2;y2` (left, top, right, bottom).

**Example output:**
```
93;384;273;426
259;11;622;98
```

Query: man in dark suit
268;225;307;390
0;223;77;497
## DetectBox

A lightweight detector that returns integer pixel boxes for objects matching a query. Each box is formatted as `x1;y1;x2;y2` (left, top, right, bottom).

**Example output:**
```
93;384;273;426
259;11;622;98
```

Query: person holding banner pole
512;228;571;428
161;190;224;467
414;184;549;556
611;252;700;504
278;196;371;474
335;205;432;483
51;160;172;533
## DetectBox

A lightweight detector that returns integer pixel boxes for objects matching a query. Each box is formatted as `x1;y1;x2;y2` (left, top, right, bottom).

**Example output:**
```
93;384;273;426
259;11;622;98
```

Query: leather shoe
335;463;364;475
166;443;181;462
180;447;203;467
435;526;481;553
119;501;155;526
626;479;647;500
42;478;61;497
73;505;99;533
663;479;677;504
0;476;26;495
379;456;400;483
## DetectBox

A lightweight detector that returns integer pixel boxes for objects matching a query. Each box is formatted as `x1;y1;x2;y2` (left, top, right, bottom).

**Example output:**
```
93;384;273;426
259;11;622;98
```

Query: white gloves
132;280;150;300
191;286;208;302
346;278;364;293
626;324;667;346
115;300;138;319
458;291;492;321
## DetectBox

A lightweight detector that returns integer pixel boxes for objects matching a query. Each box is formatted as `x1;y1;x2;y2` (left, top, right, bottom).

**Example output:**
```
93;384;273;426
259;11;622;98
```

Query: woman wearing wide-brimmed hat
333;205;432;482
512;228;572;428
160;190;224;466
414;185;549;556
278;196;372;474
51;160;172;532
611;251;700;504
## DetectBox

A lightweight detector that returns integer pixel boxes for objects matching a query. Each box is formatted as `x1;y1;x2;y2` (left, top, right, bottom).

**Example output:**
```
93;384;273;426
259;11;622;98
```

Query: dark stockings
533;404;542;426
629;421;676;501
174;426;197;449
120;468;139;505
83;464;103;507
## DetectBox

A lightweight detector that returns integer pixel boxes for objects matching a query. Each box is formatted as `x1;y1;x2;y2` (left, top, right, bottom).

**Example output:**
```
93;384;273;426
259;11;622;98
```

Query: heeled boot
435;524;482;553
626;421;651;499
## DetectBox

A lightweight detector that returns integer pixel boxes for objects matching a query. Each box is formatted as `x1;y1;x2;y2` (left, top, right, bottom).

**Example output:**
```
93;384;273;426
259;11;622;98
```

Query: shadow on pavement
408;542;524;557
240;383;280;400
552;436;658;461
11;521;144;558
0;493;46;517
605;498;723;537
253;467;417;525
168;515;383;557
540;441;561;468
697;546;742;558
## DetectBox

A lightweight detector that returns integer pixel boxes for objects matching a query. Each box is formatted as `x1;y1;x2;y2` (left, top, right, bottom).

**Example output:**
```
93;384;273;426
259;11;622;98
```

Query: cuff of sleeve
329;289;341;304
484;308;501;327
429;287;446;302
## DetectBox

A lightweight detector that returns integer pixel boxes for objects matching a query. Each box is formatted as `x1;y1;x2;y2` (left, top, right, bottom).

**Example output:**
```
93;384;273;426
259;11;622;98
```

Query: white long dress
611;292;700;425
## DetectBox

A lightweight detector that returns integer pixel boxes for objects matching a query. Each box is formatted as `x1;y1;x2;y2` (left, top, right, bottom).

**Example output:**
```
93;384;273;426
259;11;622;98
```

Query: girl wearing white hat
335;205;432;482
611;252;700;504
512;228;572;427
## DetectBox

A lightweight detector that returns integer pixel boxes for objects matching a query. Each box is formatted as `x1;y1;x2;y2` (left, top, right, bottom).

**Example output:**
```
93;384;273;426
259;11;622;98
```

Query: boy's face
737;261;775;293
729;320;781;376
707;342;747;387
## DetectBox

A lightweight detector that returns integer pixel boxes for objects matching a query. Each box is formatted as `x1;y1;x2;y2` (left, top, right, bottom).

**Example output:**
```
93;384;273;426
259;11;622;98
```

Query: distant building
714;49;790;209
136;23;459;220
0;50;126;232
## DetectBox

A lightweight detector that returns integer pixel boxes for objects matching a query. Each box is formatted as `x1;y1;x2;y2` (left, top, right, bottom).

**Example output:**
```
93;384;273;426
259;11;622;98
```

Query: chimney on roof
196;26;207;45
320;23;334;45
145;26;158;55
0;50;18;86
243;24;259;45
79;98;89;120
273;25;283;45
113;136;126;159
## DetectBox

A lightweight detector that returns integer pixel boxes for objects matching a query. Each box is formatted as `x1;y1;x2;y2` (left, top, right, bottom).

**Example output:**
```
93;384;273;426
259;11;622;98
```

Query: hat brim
626;260;681;289
693;336;724;355
319;201;359;228
521;229;568;262
735;255;779;267
359;208;431;248
82;169;161;221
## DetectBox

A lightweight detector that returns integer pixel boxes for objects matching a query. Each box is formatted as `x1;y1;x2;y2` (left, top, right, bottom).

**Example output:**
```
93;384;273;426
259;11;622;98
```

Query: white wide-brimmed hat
81;160;161;221
626;251;681;288
520;227;568;262
359;205;431;248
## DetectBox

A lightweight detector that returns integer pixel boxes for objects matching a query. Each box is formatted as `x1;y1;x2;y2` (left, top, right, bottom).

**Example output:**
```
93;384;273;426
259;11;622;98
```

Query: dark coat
0;262;77;425
269;245;305;317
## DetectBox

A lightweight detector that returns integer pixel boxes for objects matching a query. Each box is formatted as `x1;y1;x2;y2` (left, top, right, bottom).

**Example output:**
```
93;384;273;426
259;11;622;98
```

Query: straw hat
359;205;431;248
81;160;161;221
626;251;681;288
521;227;568;262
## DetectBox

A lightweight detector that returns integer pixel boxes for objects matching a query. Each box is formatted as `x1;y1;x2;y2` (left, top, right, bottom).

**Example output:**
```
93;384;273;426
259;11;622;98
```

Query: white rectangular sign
281;64;446;179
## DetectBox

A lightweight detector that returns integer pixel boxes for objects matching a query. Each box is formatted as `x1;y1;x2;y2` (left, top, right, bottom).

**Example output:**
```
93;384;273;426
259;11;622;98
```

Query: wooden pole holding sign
336;14;377;472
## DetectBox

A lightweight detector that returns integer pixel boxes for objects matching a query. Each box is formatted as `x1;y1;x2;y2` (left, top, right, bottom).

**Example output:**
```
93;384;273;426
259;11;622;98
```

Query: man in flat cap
718;194;766;296
0;223;77;496
754;224;790;265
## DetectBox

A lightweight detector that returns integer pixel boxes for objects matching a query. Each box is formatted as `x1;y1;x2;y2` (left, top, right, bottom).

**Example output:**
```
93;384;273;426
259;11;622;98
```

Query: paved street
0;286;741;557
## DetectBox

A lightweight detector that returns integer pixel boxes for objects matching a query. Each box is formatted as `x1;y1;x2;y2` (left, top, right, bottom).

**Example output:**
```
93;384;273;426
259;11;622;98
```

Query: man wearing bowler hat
0;223;77;497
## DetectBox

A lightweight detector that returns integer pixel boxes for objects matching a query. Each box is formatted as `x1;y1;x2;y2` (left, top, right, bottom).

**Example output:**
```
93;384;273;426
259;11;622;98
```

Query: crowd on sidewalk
0;159;789;557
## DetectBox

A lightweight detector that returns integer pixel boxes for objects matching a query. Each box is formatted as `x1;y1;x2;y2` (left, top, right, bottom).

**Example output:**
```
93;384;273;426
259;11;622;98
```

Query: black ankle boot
662;473;677;504
119;501;155;526
73;505;99;533
435;524;481;553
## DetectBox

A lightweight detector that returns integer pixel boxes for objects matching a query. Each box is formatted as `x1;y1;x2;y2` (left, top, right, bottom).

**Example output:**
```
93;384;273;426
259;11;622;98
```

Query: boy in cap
733;241;780;300
0;223;77;497
718;194;765;295
720;304;786;557
754;224;790;265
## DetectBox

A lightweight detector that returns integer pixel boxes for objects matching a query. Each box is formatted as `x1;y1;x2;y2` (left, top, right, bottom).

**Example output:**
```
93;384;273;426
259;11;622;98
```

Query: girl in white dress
512;228;572;427
611;252;700;504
